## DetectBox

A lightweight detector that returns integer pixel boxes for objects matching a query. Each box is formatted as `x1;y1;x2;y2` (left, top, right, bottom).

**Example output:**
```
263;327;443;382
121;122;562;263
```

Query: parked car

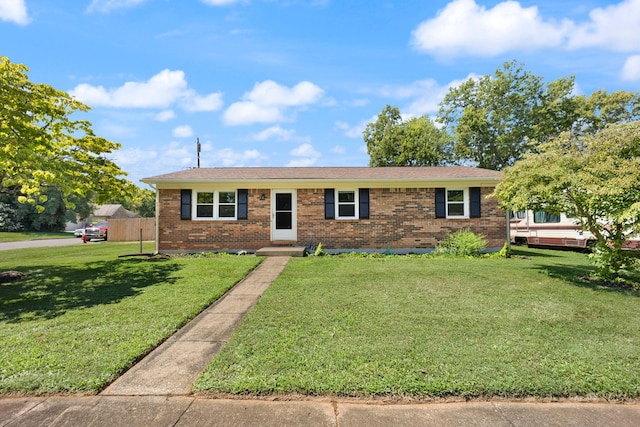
74;228;86;238
84;221;108;241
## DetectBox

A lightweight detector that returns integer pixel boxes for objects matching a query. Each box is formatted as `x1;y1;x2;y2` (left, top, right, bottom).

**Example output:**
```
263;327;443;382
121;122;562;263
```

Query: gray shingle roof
142;166;500;183
93;204;140;218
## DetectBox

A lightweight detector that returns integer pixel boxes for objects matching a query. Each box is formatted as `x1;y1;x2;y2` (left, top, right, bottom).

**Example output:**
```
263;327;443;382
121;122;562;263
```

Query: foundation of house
255;246;307;257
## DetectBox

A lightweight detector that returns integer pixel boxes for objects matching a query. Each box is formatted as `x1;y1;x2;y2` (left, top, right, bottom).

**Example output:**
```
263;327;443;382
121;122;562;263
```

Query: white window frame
193;190;238;220
335;189;359;220
446;188;469;219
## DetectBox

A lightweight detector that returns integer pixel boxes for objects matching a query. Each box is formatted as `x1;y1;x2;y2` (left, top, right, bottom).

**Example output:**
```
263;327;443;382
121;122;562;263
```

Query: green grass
0;231;74;242
195;248;640;400
0;243;262;394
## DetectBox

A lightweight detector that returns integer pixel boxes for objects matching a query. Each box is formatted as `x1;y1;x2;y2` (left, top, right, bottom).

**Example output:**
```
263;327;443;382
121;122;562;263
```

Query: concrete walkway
2;255;640;426
103;256;290;396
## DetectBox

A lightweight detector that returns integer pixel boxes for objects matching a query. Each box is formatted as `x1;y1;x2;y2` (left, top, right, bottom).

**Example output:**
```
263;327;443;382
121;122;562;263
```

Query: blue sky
2;0;640;188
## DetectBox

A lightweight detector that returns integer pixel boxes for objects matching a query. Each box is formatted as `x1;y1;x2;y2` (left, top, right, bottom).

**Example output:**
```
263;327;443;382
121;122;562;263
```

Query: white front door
271;189;297;241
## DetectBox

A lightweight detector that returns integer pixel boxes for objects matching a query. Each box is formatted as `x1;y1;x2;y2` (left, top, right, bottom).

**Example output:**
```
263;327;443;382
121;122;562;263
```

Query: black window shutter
238;189;248;220
470;187;481;218
435;188;446;218
359;188;370;219
180;189;191;220
324;188;335;219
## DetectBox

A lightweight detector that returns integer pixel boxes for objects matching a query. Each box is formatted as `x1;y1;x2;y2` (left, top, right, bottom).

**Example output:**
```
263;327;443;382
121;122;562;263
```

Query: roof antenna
196;137;201;168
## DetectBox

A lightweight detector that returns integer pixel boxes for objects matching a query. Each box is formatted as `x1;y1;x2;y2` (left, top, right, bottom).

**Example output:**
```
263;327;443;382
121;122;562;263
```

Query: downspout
150;184;159;254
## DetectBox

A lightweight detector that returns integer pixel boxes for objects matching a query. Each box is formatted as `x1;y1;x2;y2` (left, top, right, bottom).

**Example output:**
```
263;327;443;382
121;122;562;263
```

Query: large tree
574;89;640;136
494;121;640;281
365;105;453;166
437;60;579;170
0;56;133;211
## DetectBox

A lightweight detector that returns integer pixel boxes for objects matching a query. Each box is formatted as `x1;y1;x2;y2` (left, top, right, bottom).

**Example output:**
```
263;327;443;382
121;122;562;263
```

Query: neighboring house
89;204;140;223
65;204;140;231
141;166;507;254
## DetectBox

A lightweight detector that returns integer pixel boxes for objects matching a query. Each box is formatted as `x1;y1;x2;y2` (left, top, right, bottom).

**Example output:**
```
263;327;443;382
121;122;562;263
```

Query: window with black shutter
324;188;335;219
359;188;370;219
470;187;481;218
237;189;248;220
180;189;191;220
435;188;446;218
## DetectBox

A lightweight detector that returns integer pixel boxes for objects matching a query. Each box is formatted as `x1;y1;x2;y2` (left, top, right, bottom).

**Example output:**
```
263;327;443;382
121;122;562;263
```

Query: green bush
314;243;325;257
434;228;487;257
0;202;23;232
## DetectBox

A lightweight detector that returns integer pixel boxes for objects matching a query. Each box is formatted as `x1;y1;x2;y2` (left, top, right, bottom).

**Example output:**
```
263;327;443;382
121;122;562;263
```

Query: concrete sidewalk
2;396;639;426
2;255;639;426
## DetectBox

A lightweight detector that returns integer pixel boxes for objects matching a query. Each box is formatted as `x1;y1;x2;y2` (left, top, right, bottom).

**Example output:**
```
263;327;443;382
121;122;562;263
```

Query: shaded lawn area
0;243;262;394
195;248;640;400
0;231;73;242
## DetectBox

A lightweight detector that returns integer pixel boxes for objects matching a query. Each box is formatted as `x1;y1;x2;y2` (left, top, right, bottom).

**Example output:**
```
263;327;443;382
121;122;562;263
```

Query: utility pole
196;137;201;168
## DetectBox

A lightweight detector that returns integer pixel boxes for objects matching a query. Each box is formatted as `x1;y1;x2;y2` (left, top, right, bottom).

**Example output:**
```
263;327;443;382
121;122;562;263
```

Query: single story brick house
141;166;507;254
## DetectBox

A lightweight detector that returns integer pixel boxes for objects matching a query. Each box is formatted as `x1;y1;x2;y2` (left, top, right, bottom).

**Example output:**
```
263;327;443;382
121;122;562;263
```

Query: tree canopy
0;56;134;211
365;105;453;167
364;60;640;172
494;121;640;280
437;60;579;170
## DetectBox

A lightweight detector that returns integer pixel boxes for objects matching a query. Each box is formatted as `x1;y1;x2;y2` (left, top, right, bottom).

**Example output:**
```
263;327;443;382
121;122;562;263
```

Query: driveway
0;237;85;251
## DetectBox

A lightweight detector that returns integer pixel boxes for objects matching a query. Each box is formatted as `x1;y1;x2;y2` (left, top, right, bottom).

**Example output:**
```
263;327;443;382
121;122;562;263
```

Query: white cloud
69;69;222;112
331;145;346;154
411;0;640;58
154;110;176;122
181;92;224;112
377;78;446;117
568;0;640;52
223;80;324;126
372;75;478;118
172;125;194;138
70;69;188;108
411;0;568;58
224;102;283;125
213;148;265;167
0;0;29;25
335;120;368;139
87;0;147;13
621;55;640;81
112;147;156;166
246;80;324;107
287;143;320;166
164;141;194;167
249;125;298;142
290;143;319;158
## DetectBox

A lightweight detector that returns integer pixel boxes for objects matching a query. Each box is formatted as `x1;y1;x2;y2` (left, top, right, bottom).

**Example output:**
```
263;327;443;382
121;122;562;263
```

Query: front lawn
0;243;262;394
195;249;640;400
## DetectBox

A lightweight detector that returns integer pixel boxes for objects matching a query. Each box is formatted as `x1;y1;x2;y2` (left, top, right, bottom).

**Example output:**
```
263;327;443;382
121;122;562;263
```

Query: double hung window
435;187;481;219
324;188;369;220
337;190;357;219
194;190;237;219
446;189;467;218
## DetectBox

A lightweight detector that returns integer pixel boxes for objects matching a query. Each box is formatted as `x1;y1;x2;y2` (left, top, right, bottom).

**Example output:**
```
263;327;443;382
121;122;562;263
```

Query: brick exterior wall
157;187;506;252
